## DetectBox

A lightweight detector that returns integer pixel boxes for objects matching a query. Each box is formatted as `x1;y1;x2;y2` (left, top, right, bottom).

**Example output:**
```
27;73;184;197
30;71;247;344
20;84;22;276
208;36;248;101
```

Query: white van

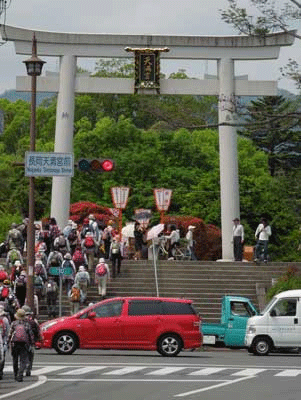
245;289;301;356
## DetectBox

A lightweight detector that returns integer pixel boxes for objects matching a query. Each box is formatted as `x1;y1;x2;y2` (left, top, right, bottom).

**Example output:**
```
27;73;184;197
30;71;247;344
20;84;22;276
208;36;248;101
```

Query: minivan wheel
53;331;77;355
252;337;271;356
157;334;182;357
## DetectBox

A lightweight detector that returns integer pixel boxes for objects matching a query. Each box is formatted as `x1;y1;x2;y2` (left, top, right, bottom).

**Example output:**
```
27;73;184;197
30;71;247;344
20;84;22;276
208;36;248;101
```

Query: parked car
245;289;301;356
40;296;202;356
202;295;258;348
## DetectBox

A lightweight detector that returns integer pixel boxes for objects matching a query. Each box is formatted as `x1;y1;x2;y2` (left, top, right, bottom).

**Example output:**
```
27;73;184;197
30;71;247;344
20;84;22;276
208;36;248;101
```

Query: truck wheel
157;334;182;357
53;331;77;355
252;337;271;356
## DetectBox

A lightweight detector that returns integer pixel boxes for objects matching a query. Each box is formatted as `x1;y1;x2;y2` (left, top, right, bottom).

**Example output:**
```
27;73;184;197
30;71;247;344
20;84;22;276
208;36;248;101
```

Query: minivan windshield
260;297;278;315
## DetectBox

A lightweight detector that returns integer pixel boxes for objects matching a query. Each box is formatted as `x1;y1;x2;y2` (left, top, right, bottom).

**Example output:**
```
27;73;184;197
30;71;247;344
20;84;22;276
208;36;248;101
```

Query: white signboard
154;188;172;211
25;152;74;177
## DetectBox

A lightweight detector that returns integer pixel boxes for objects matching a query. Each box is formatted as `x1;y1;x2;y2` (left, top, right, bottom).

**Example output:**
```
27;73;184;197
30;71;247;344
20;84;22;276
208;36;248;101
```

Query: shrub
266;266;301;301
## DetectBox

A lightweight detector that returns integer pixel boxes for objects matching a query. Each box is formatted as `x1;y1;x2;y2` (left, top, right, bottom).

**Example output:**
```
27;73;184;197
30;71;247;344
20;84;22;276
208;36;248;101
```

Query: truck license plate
203;335;216;345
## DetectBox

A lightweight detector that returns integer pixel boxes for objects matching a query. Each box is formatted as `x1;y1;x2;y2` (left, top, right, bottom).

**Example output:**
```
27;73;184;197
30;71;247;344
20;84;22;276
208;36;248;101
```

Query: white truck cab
245;289;301;356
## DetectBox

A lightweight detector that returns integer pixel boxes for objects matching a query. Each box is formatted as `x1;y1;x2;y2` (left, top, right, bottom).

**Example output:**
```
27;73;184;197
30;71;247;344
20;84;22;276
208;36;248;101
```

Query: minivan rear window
127;300;196;316
162;301;195;315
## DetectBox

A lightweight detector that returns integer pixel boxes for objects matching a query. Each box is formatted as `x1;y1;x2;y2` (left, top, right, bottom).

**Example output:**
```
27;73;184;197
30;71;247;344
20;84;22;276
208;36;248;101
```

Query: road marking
146;367;187;375
232;368;266;376
175;376;254;397
0;375;47;399
31;366;68;375
60;366;108;375
48;378;227;382
275;369;301;377
102;366;147;375
189;367;227;376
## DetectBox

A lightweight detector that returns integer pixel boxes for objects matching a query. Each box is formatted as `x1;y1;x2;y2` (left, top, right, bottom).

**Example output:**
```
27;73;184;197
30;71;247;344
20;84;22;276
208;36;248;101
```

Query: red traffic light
78;158;115;172
101;159;115;172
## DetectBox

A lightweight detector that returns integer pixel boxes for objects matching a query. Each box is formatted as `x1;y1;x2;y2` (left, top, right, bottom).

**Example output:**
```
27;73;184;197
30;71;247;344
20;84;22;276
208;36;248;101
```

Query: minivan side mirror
270;309;276;317
88;311;96;319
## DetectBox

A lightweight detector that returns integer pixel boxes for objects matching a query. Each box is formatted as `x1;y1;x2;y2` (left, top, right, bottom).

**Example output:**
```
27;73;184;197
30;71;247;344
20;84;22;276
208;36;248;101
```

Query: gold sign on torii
125;47;169;94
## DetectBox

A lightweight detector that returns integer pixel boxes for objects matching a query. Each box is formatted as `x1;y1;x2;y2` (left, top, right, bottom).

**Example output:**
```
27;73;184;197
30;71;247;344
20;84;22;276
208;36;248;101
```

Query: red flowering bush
69;202;115;226
162;215;221;261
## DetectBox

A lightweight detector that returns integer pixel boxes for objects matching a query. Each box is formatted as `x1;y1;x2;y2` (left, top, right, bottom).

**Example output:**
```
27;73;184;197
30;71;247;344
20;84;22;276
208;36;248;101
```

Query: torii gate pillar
51;54;77;226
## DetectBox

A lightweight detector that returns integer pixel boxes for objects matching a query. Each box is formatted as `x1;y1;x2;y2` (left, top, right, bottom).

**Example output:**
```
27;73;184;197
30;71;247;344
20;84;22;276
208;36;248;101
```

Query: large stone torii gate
0;25;295;260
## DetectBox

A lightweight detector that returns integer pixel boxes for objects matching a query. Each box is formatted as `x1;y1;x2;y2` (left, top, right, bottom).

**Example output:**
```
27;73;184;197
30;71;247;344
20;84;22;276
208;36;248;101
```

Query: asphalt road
1;347;301;400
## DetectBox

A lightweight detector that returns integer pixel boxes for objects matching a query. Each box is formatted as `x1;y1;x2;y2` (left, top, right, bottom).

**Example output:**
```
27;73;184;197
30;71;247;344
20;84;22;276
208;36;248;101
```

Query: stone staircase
2;257;298;324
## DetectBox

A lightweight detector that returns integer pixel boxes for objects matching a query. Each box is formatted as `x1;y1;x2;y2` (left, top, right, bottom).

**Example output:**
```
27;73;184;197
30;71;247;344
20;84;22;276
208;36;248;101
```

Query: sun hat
99;258;105;263
64;253;72;260
14;308;26;320
79;266;85;272
188;225;196;230
14;260;22;267
22;305;33;315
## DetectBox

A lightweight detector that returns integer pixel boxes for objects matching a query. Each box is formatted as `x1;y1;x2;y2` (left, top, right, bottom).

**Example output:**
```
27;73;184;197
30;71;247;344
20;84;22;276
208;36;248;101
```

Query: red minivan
40;297;202;356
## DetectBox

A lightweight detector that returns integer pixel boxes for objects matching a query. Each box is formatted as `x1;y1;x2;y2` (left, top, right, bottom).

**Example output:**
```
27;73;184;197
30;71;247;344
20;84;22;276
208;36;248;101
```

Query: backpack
50;252;61;266
95;263;107;277
15;274;26;287
34;275;44;288
68;229;77;243
77;271;88;283
84;236;95;248
70;287;80;302
57;236;67;249
12;322;29;343
72;249;85;264
9;249;20;264
0;270;8;281
1;287;9;299
0;318;7;337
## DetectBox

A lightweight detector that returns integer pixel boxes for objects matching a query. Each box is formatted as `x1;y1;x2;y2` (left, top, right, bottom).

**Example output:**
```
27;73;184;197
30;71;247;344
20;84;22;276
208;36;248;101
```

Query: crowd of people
0;215;198;321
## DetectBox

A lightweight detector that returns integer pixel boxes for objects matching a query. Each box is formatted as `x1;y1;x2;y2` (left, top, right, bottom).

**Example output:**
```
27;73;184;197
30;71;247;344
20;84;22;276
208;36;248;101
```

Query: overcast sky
0;0;300;94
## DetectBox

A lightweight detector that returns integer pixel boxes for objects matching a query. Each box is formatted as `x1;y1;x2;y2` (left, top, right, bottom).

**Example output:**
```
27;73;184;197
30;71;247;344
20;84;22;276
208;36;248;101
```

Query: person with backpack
6;223;24;254
49;217;61;251
47;250;63;282
0;280;11;302
95;258;110;298
103;222;114;260
67;223;79;255
82;232;96;271
72;246;87;270
88;214;100;244
34;260;47;283
6;248;23;270
14;271;27;308
69;283;82;315
4;294;20;323
54;233;70;256
61;253;76;295
74;266;90;303
8;308;34;382
0;305;10;380
109;235;123;278
45;278;58;318
22;305;42;377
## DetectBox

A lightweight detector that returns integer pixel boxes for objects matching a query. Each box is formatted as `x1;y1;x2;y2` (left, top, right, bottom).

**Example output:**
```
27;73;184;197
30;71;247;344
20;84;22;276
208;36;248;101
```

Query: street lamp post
23;33;45;313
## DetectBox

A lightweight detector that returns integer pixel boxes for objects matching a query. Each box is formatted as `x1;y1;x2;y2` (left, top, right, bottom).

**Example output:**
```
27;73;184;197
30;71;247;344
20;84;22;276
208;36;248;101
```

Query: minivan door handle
294;318;298;324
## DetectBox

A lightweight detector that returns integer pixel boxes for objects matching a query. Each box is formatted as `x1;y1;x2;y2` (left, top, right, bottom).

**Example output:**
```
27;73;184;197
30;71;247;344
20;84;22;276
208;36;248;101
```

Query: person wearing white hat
8;308;34;382
186;225;197;260
95;258;110;298
74;266;90;303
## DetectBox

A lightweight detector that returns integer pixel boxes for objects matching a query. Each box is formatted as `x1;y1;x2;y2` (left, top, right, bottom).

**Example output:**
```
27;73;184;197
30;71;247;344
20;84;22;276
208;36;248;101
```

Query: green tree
239;96;301;176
